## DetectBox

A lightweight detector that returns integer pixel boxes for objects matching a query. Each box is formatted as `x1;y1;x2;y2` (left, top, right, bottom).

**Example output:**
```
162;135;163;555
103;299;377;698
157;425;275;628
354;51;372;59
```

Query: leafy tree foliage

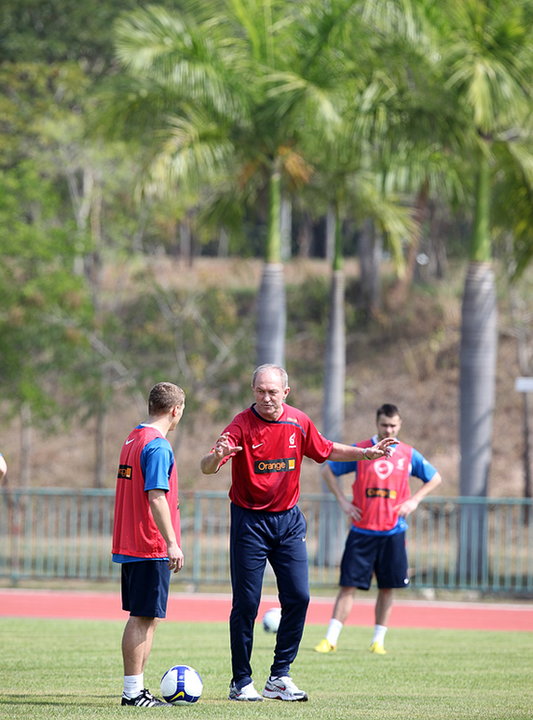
0;0;179;73
0;162;93;419
1;0;532;491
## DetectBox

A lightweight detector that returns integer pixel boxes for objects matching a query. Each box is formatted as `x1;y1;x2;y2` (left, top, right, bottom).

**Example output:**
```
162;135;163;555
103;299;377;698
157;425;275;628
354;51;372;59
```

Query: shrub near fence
1;489;532;594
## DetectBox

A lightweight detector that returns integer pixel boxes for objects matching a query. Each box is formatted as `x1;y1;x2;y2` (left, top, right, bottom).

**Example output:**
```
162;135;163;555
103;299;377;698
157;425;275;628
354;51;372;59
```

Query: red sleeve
301;413;334;462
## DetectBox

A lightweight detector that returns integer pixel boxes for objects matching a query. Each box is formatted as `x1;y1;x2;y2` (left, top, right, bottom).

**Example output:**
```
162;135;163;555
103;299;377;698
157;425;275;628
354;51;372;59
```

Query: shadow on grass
0;693;117;707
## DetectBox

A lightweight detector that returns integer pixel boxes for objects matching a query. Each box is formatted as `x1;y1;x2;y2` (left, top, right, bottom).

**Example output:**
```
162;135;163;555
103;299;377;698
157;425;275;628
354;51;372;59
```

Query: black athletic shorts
339;529;409;590
121;559;171;618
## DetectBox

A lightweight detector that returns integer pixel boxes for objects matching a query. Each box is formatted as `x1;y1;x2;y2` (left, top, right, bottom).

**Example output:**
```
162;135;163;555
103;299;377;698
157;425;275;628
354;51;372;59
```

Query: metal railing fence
1;489;532;594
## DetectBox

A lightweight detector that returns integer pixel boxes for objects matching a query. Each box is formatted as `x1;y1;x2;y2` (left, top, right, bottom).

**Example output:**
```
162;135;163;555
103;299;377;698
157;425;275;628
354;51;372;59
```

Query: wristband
362;447;370;460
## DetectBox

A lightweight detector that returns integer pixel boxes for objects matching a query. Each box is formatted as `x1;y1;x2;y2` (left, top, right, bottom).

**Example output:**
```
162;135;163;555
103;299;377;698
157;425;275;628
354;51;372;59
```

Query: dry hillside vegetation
2;258;528;499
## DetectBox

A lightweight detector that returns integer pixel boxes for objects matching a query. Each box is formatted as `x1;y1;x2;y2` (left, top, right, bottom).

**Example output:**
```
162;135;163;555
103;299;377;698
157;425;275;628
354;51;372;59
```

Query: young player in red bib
200;365;396;702
112;382;185;707
314;403;442;656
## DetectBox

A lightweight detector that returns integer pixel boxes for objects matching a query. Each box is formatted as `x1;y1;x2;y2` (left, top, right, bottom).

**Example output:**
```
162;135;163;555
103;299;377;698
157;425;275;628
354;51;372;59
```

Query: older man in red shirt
201;364;395;703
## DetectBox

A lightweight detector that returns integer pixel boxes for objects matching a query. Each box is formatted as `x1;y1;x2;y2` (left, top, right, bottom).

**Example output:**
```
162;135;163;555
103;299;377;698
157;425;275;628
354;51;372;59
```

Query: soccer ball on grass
160;664;203;705
262;606;282;633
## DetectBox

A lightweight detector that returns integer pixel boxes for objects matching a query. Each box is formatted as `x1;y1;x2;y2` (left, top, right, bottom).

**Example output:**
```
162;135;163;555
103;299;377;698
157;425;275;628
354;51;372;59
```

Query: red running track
0;589;532;631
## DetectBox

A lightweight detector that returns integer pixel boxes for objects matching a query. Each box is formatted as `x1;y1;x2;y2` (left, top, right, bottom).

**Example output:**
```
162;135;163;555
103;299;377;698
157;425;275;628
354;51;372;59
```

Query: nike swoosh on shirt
125;439;135;445
252;443;263;449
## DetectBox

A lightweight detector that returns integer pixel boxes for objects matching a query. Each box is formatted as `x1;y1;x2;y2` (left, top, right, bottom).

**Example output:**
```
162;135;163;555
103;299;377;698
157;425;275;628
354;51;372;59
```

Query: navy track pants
229;503;309;689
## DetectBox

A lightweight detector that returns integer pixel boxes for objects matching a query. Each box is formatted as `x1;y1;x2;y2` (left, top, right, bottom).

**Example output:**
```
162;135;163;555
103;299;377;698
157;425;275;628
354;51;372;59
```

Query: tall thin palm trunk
257;163;286;366
20;403;32;488
323;204;346;442
359;218;382;316
458;154;497;583
319;204;347;566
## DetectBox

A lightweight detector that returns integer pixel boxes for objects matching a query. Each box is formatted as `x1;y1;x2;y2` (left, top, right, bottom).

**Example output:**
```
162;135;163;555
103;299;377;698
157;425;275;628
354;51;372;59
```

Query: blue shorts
121;560;171;618
339;530;409;590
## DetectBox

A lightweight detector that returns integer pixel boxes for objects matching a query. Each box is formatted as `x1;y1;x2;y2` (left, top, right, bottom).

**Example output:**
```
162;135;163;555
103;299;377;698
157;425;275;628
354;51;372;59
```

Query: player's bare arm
329;436;396;462
200;432;243;474
393;472;443;517
321;464;361;521
148;489;184;573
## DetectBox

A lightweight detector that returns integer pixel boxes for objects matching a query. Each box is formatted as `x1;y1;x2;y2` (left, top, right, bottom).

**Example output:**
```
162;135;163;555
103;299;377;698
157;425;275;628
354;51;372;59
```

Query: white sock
123;674;144;698
326;618;343;646
372;624;387;645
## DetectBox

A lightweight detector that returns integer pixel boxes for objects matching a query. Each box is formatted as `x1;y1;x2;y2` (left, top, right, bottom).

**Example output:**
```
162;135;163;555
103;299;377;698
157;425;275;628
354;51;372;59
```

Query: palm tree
315;0;455;444
101;0;365;369
418;0;533;580
309;94;425;566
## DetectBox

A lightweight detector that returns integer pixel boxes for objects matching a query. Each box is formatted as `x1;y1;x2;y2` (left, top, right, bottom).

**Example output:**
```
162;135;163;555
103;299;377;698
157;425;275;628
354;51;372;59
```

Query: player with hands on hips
314;403;442;656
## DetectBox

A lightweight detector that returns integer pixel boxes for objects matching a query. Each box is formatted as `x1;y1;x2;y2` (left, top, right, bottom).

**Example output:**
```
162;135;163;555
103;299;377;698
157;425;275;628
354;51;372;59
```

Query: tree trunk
457;152;496;585
358;218;382;315
319;207;347;566
390;182;427;305
94;401;106;489
521;391;532;525
256;263;286;367
257;163;285;366
458;262;497;583
427;200;449;280
218;228;229;258
179;219;193;267
296;212;313;258
511;288;532;522
323;274;346;442
280;193;292;261
325;204;336;263
20;403;32;487
460;152;496;499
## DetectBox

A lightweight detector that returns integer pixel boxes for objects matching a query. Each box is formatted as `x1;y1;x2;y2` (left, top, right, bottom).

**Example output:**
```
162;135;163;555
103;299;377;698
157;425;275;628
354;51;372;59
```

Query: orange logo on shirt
117;464;132;480
255;458;296;473
365;487;397;499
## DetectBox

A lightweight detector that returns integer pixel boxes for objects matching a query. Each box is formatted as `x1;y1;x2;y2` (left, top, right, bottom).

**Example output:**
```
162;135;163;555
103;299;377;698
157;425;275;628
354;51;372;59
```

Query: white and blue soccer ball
160;664;203;705
262;606;282;633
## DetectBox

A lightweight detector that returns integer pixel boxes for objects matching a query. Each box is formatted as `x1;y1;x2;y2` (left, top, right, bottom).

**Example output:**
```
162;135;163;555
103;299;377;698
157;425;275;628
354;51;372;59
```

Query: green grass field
0;618;531;720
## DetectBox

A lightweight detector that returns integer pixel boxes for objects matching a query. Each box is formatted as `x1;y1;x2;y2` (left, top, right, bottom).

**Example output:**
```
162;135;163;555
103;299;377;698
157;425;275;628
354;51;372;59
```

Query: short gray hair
252;364;288;389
